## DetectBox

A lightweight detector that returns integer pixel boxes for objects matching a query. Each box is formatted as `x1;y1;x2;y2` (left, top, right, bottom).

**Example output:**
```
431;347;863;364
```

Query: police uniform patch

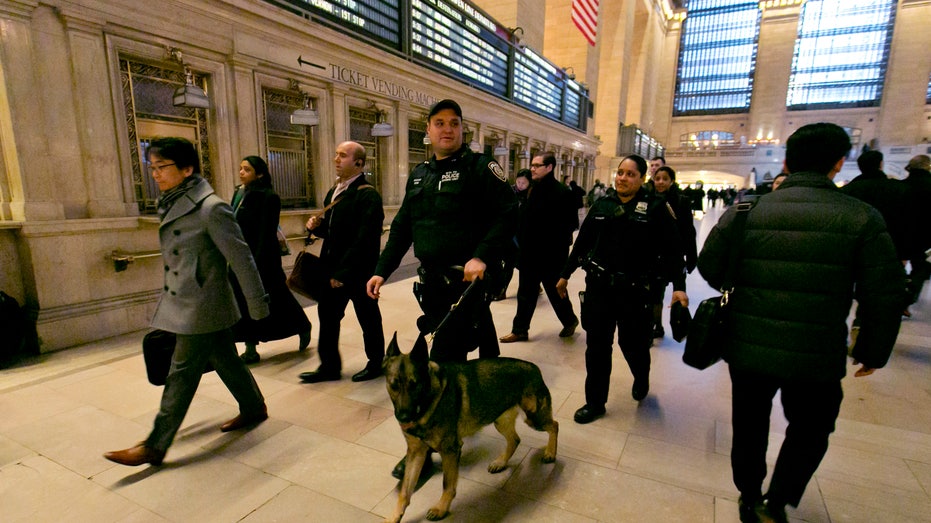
489;161;506;182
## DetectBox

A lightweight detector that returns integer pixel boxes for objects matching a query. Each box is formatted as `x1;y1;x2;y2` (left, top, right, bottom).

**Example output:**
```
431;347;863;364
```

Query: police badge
489;161;506;182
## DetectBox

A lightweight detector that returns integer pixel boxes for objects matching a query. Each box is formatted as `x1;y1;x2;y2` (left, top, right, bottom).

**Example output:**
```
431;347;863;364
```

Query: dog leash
425;266;481;344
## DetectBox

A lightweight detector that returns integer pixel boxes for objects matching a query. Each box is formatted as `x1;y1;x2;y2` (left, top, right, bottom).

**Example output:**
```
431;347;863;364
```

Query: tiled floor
2;207;931;522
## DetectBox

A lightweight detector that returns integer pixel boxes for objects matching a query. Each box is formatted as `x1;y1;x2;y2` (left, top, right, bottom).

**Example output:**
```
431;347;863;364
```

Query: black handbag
142;330;215;386
669;301;692;343
682;202;753;370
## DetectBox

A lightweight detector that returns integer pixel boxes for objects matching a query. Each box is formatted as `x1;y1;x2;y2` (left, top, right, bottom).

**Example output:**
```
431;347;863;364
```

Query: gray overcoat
151;177;269;334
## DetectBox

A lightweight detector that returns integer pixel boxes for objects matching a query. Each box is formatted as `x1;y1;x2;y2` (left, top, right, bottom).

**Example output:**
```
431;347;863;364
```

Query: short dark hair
857;150;883;174
539;152;556;168
516;168;531;181
785;123;851;175
651;156;666;164
146;137;199;173
242;155;273;188
427;99;462;121
656;165;676;181
622;154;649;178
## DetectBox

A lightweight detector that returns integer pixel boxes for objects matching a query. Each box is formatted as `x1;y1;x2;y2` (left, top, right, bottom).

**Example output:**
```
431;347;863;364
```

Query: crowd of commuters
102;109;919;523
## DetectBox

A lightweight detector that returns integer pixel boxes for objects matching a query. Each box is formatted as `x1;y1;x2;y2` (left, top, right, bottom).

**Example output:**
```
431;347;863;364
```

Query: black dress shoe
558;318;579;338
738;495;764;523
351;366;383;382
391;453;434;480
632;376;650;401
652;325;665;339
573;404;605;424
299;369;341;383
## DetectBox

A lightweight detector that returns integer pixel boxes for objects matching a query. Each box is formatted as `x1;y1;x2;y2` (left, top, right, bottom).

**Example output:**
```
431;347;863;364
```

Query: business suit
147;177;270;452
313;176;385;375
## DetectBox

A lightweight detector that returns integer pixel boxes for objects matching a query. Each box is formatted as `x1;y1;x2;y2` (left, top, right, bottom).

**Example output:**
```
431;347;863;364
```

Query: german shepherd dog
382;333;558;522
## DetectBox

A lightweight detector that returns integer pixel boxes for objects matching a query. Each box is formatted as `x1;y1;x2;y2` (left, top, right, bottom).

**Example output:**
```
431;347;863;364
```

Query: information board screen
410;0;510;97
513;48;563;121
277;0;401;48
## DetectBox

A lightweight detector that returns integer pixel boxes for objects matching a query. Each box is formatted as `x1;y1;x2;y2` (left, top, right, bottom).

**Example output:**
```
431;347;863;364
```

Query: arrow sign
297;56;326;70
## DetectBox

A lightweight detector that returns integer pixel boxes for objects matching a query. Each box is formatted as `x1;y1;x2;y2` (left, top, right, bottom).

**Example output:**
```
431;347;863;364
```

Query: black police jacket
561;186;686;290
376;145;518;277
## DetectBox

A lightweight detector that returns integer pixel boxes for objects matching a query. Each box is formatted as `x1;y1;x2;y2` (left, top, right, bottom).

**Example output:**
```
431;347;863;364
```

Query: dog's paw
541;452;556;464
426;507;449;520
487;460;508;473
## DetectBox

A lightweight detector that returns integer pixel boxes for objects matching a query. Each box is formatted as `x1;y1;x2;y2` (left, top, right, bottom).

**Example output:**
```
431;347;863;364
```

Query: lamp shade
173;84;209;109
371;122;394;137
493;146;508;156
290;108;320;126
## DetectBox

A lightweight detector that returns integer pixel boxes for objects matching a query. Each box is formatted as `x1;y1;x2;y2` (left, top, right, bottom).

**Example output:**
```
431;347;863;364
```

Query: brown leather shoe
103;443;165;466
220;404;268;432
499;332;529;343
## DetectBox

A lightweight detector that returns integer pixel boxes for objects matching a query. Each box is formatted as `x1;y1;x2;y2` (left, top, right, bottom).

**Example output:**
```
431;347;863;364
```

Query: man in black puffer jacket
698;123;905;523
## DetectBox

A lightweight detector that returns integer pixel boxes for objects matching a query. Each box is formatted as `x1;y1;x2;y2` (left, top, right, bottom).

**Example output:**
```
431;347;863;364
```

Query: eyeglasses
530;163;545;168
149;163;176;174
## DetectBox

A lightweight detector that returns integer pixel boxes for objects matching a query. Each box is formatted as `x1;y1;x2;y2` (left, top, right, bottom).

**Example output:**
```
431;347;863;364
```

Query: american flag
572;0;599;47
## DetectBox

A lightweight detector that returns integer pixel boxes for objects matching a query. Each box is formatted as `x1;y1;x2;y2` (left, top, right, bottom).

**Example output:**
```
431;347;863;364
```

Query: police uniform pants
417;277;497;363
580;281;652;408
146;328;265;452
317;281;385;373
729;365;843;507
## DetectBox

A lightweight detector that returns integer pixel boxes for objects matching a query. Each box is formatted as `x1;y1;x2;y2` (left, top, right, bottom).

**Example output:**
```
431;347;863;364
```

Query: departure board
276;0;401;48
513;48;563;121
564;81;582;127
410;0;510;97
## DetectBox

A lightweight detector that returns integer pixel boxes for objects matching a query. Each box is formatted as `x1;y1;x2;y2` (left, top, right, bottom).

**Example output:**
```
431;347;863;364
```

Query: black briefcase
669;301;692;343
142;330;214;386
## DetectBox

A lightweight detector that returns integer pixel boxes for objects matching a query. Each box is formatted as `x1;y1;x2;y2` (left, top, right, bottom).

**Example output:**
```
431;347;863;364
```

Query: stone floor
2;207;930;522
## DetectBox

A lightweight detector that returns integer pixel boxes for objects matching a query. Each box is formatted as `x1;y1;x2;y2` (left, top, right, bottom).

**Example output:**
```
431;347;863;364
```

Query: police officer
556;154;688;424
367;98;517;479
366;99;516;362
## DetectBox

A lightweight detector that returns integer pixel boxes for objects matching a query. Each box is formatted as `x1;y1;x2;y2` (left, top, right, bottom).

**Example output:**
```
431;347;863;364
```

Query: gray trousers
146;328;265;452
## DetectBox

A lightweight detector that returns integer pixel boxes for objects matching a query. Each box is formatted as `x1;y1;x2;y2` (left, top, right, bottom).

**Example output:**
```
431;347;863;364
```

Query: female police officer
556;154;689;423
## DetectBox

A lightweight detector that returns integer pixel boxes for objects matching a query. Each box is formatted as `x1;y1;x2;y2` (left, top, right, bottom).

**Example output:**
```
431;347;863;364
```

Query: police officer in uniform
367;98;517;479
366;99;516;362
557;154;688;424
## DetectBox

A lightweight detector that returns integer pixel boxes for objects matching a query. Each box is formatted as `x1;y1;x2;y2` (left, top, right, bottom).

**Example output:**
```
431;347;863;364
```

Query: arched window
673;0;760;116
786;0;897;110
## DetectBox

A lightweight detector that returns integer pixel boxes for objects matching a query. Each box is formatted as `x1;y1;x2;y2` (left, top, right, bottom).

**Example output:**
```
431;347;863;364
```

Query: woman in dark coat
649;165;697;340
231;156;311;363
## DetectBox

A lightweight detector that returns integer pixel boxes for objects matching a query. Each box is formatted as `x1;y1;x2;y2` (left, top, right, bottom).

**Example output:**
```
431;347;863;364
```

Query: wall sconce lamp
519;150;530;159
166;48;209;109
370;102;394;137
290;93;320;126
489;134;508;156
423;136;431;145
469;140;482;152
563;67;576;81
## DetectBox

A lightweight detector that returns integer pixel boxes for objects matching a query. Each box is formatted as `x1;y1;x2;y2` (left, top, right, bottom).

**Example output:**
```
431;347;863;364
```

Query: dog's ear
411;333;429;362
386;331;400;358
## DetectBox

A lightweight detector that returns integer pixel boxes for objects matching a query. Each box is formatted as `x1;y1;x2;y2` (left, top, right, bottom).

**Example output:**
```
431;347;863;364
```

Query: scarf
157;175;199;222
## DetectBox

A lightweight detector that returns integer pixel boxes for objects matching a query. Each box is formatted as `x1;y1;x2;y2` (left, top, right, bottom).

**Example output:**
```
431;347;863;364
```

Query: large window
349;107;382;194
673;0;760;116
786;0;897;110
263;88;317;208
120;57;212;215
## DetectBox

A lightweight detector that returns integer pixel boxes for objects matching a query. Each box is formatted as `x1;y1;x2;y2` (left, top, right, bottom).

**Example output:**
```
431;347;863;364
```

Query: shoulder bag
287;184;373;301
142;329;214;386
682;202;753;370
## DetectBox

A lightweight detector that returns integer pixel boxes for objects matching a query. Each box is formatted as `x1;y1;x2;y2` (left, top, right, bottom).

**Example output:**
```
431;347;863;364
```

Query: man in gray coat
698;123;905;522
105;137;271;466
